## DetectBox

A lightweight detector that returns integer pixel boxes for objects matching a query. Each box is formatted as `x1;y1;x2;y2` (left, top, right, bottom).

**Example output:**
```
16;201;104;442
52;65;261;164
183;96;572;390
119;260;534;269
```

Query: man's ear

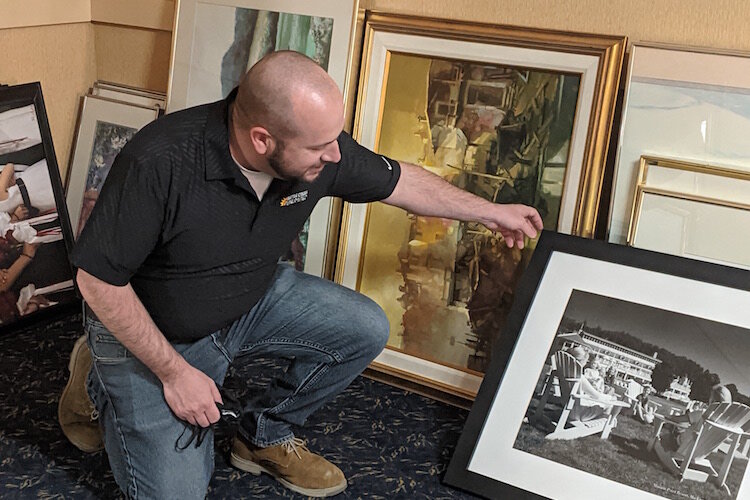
249;126;273;155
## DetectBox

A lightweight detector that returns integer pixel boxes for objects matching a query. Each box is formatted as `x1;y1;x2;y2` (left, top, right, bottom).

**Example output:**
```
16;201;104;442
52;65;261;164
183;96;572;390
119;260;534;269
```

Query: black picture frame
0;82;78;332
444;230;750;500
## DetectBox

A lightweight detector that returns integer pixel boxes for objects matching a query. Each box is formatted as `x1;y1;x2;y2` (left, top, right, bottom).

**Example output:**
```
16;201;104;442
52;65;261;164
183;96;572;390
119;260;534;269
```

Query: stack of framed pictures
65;81;163;238
0;83;77;331
91;81;167;112
166;0;360;277
335;12;626;401
608;42;750;261
627;155;750;269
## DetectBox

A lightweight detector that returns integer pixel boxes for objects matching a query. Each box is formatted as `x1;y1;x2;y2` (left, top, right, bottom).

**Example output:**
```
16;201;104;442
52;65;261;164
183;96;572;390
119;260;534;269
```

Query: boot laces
281;437;308;460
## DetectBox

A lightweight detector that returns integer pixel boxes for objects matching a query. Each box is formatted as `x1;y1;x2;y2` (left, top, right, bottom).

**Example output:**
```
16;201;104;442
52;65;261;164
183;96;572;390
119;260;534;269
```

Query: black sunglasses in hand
175;390;242;451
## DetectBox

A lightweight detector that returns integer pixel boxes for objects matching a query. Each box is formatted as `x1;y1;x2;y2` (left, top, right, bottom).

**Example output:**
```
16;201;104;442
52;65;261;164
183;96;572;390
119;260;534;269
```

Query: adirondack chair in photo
532;350;629;440
651;401;750;495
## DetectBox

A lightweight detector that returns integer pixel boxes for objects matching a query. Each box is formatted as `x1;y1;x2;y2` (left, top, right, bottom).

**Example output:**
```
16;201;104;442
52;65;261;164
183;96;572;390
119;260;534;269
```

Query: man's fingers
207;404;221;424
195;412;211;428
206;407;221;425
529;208;544;231
520;218;538;239
211;383;223;405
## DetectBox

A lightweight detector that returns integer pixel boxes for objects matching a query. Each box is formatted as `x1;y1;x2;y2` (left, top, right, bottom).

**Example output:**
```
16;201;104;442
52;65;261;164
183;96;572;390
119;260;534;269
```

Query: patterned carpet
0;310;479;499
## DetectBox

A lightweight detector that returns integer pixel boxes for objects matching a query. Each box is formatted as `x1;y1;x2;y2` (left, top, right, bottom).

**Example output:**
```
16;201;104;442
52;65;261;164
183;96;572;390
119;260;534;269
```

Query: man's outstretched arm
382;162;544;248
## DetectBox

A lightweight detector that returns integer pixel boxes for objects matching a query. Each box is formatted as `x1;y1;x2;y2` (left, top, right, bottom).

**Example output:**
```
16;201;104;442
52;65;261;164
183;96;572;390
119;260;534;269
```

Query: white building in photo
662;376;692;402
556;326;661;386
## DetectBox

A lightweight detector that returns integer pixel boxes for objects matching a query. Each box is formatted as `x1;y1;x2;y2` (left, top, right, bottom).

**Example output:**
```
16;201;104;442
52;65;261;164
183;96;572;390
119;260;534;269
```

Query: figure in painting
0;161;55;217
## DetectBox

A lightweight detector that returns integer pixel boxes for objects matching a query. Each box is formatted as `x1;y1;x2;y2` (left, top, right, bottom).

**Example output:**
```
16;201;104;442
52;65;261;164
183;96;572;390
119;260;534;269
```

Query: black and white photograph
446;232;750;500
517;290;750;500
0;83;76;329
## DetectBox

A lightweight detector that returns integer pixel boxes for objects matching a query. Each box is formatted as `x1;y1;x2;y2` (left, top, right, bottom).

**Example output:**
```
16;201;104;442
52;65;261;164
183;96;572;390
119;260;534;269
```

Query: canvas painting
608;44;750;244
76;121;137;236
0;83;76;329
184;4;332;106
445;232;750;500
337;13;625;398
65;95;160;237
168;0;358;276
358;53;580;376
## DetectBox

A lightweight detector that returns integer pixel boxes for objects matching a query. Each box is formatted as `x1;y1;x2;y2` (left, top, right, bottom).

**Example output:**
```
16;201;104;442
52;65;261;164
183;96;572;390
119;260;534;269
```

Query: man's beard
267;139;323;182
267;139;292;181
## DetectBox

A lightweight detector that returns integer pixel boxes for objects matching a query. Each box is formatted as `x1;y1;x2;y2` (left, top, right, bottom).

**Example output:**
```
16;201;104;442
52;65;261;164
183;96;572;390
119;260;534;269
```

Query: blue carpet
0;311;479;499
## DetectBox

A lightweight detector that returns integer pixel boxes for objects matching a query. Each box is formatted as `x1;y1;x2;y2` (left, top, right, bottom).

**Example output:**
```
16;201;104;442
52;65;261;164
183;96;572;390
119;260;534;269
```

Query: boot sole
58;335;103;453
229;450;347;498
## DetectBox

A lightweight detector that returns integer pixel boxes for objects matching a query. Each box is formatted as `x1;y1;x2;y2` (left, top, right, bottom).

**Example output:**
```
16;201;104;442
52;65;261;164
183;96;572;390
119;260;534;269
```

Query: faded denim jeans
85;264;389;499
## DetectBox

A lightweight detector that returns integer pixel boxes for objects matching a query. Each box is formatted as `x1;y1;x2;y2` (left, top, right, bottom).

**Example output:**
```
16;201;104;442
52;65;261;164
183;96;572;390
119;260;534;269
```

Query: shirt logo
280;190;308;207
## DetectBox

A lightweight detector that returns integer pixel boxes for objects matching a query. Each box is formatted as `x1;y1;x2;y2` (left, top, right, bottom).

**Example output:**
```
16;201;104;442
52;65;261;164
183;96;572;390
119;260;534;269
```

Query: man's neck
228;107;285;180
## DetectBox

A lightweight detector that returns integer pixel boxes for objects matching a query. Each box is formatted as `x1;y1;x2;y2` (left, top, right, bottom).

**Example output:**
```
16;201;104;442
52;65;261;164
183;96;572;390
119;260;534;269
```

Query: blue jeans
85;264;389;499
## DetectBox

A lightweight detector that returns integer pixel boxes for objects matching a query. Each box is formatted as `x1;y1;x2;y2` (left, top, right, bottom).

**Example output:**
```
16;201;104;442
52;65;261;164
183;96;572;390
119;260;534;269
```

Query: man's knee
114;450;213;500
354;295;390;355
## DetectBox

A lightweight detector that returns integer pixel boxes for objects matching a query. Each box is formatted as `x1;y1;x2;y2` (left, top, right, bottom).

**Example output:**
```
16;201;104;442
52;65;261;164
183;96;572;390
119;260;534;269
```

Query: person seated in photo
568;346;622;423
633;386;656;424
582;355;616;396
664;384;732;448
0;241;40;324
0;161;56;217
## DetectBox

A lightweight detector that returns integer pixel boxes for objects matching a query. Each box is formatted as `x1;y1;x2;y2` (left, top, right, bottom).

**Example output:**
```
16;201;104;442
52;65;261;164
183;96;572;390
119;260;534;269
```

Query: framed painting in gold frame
335;12;625;399
628;155;750;269
166;0;360;278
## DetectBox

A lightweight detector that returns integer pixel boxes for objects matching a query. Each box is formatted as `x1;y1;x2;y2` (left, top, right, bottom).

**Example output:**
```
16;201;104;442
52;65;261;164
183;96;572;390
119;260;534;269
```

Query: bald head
233;51;342;139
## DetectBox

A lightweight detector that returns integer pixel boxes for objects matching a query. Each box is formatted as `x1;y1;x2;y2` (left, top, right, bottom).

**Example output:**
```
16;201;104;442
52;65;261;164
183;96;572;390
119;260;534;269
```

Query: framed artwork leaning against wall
335;12;625;399
607;42;750;245
0;83;77;331
627;155;750;270
445;231;750;500
167;0;360;278
65;95;161;238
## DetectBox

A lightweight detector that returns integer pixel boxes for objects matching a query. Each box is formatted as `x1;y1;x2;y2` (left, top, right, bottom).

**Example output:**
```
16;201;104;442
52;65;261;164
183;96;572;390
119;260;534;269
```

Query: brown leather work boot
230;435;347;497
58;335;103;452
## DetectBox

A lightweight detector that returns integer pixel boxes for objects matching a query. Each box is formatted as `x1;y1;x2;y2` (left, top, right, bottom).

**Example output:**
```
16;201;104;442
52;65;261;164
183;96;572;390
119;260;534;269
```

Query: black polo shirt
71;90;401;342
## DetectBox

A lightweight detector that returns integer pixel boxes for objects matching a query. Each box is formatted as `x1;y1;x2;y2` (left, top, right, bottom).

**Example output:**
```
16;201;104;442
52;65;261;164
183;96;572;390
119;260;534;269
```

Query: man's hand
161;363;223;428
383;163;544;248
481;204;544;249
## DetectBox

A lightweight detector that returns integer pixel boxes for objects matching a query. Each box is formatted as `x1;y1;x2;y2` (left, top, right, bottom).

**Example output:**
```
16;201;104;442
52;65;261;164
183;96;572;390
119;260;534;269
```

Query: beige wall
0;23;96;179
93;24;172;93
89;0;750;93
365;0;750;51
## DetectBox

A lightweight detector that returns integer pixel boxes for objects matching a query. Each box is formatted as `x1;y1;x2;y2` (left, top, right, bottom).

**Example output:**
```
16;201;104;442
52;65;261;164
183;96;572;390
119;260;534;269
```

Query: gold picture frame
335;12;626;400
628;155;750;269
